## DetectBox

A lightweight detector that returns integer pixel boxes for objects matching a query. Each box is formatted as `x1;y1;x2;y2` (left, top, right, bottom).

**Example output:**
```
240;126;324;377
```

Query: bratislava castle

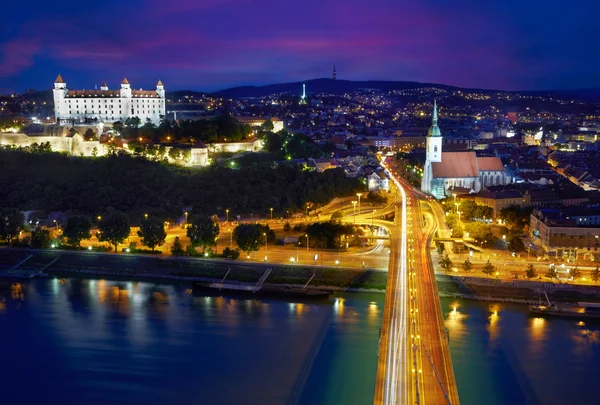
53;74;166;125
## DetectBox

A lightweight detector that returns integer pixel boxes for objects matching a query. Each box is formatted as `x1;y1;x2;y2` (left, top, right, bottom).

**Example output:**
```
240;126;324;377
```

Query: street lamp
263;232;267;251
356;193;363;214
270;208;273;221
225;209;229;223
305;234;309;252
97;216;102;221
144;213;148;220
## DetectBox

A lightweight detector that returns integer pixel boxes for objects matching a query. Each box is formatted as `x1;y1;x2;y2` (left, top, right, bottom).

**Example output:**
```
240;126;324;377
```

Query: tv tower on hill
333;60;337;80
300;83;307;105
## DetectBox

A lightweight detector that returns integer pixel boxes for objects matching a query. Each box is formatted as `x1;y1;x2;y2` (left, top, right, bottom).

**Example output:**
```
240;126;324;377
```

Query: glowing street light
305;234;309;252
263;232;268;252
270;207;273;221
356;193;363;214
225;209;229;223
185;211;188;225
144;213;148;220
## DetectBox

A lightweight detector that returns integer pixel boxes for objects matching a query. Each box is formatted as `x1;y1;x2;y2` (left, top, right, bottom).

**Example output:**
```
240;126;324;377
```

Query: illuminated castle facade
52;75;166;125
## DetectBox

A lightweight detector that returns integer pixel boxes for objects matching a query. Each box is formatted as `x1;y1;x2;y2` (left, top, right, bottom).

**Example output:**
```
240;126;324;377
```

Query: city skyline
2;0;600;93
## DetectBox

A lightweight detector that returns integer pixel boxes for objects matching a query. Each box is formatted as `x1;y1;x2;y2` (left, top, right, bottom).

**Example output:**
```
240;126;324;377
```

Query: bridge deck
374;165;460;405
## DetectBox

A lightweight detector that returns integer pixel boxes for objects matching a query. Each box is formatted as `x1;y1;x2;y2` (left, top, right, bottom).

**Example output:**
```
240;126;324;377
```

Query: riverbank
436;274;600;304
0;248;388;291
5;247;600;304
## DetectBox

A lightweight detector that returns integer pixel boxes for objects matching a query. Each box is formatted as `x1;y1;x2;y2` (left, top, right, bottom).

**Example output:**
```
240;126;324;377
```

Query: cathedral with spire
52;75;166;125
421;101;509;199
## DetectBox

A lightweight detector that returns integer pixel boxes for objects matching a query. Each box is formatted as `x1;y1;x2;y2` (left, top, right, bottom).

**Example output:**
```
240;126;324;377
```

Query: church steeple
428;100;441;137
333;60;337;80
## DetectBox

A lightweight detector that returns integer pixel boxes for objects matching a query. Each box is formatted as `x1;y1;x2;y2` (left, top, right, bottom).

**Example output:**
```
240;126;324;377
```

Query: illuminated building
421;101;508;199
53;75;166;125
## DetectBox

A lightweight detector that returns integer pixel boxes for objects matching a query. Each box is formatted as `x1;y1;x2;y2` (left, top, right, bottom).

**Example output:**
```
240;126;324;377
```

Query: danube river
0;278;599;405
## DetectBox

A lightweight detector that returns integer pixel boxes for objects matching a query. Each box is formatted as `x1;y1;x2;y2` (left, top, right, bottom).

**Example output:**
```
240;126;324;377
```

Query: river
0;278;598;405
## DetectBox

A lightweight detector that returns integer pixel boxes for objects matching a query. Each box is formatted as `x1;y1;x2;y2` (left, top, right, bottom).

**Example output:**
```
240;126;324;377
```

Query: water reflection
487;304;500;341
0;279;384;405
445;301;466;339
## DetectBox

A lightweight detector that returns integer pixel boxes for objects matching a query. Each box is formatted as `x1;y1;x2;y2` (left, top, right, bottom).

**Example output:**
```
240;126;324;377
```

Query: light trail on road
373;158;460;405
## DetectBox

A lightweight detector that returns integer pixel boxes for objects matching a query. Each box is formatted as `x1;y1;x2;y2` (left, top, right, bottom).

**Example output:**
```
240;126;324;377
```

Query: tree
137;218;167;252
187;216;219;253
233;223;263;255
98;209;130;253
0;207;24;242
462;258;472;272
545;264;558;281
170;236;185;256
84;128;96;141
261;119;274;132
222;247;240;260
464;222;495;247
507;235;525;252
439;254;453;271
525;263;537;279
569;266;582;282
482;260;495;277
283;222;291;232
63;215;92;247
30;228;51;249
168;147;181;161
436;243;445;254
591;266;600;283
459;200;478;220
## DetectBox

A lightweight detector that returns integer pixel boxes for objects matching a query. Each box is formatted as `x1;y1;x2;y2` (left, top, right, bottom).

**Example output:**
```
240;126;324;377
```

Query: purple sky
1;0;598;93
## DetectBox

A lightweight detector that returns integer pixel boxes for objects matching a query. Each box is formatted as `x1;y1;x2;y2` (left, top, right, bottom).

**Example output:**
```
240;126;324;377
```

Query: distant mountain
520;88;600;104
211;78;600;104
211;78;466;99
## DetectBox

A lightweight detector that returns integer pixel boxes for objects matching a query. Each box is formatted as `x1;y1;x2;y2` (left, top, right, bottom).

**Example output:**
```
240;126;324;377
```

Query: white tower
100;81;108;91
120;78;131;97
53;74;67;123
421;100;443;194
156;79;165;99
300;83;307;104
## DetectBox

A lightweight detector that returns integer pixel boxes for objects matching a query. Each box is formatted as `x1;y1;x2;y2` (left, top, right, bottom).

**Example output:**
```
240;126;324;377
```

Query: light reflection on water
442;297;600;405
0;278;383;405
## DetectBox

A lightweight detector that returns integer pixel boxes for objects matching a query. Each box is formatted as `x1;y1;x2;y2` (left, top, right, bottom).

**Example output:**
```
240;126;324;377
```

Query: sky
0;0;598;93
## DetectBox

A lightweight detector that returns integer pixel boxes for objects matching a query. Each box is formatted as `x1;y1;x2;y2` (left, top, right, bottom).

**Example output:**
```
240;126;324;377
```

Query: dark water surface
0;279;599;405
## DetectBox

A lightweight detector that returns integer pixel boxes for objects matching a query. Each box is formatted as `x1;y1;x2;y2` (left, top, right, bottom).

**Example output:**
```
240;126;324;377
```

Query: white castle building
421;101;508;199
53;74;166;125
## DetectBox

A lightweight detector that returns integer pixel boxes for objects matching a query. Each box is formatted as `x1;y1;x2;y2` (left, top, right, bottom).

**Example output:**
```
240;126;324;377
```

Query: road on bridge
373;160;460;405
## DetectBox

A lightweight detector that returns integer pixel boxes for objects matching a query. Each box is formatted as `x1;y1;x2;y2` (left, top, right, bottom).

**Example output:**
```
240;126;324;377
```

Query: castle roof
157;79;163;86
122;78;129;85
101;81;107;87
432;151;478;178
65;89;160;98
55;74;65;83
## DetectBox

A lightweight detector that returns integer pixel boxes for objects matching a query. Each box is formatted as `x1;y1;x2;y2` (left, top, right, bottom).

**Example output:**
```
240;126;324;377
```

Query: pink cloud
0;38;40;76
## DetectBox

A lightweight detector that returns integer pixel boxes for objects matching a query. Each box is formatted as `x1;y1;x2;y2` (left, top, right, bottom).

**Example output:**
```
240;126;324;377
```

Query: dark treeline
116;113;253;144
0;149;361;223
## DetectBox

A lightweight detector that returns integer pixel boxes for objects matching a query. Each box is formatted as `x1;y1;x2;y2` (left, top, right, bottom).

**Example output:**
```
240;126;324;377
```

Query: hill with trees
0;148;361;223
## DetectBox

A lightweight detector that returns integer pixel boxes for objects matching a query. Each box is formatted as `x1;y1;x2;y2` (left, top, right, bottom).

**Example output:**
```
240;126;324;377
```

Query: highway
373;159;460;405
